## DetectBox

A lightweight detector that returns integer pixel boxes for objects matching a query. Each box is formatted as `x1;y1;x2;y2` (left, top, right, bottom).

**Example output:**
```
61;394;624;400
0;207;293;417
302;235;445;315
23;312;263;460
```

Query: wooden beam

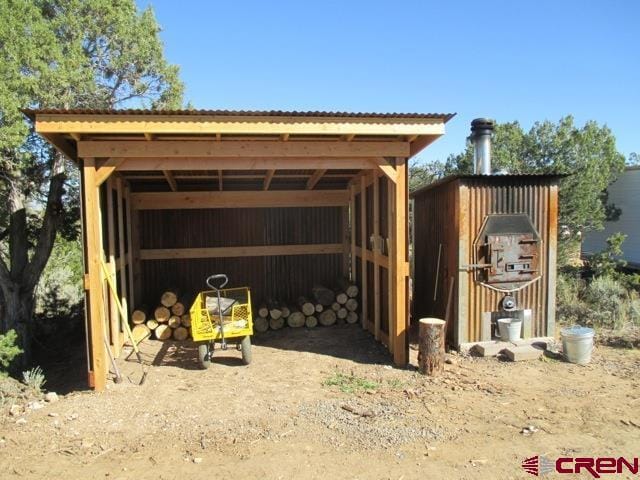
125;184;140;309
546;184;559;337
144;133;154;141
218;170;223;191
131;190;350;210
353;246;390;269
281;133;290;141
405;134;418;142
42;133;77;160
105;178;120;357
343;134;356;141
350;184;356;283
78;140;410;159
373;172;381;341
306;169;326;190
457;184;470;346
140;243;343;260
360;175;368;331
162;170;177;191
341;206;350;277
392;158;409;366
121;172;360;181
263;169;275;190
116;178;129;322
70;132;82;142
115;156;380;171
387;175;395;355
81;158;107;391
36;113;448;137
370;158;398;183
95;158;124;186
409;135;441;156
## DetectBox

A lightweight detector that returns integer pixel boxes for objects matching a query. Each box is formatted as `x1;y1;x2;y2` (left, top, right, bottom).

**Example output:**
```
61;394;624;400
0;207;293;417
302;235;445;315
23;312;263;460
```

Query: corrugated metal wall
138;206;343;307
412;176;559;346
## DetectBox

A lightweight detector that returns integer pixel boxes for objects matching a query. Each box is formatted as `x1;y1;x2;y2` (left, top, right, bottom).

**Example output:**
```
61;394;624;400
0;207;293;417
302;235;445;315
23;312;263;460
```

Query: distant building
582;166;640;269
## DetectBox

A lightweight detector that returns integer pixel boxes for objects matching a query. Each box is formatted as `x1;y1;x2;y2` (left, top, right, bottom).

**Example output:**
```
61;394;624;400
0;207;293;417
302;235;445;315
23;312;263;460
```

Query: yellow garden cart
189;274;253;369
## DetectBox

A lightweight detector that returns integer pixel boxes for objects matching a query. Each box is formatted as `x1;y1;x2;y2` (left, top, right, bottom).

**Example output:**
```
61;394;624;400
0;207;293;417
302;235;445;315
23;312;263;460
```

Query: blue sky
138;0;639;165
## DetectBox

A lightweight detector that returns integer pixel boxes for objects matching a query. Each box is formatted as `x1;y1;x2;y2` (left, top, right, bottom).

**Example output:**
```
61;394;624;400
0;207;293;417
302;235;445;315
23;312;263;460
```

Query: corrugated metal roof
410;173;567;197
23;108;455;121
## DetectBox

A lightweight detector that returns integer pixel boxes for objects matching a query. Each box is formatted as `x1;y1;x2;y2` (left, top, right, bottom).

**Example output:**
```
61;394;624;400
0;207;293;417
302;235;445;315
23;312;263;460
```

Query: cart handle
206;274;228;290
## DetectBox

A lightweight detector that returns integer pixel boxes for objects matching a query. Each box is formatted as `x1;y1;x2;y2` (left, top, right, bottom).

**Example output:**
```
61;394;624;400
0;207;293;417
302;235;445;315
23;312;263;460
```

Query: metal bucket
497;318;522;342
561;326;594;365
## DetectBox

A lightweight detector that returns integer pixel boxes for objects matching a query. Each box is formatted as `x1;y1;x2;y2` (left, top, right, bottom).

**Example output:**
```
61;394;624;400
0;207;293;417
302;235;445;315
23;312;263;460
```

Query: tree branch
22;154;67;291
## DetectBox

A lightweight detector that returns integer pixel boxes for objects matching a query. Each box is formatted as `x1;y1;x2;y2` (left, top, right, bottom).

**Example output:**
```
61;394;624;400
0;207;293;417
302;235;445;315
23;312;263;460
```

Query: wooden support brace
162;170;177;191
105;178;120;357
371;158;398;183
263;169;275;190
306;169;326;190
95;158;124;187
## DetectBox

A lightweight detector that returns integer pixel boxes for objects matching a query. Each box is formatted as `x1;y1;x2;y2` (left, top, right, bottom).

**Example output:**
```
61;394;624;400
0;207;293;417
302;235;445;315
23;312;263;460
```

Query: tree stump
418;318;446;376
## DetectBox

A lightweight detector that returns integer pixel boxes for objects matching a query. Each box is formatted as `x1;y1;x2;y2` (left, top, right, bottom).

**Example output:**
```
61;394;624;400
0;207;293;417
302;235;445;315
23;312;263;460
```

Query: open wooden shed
28;109;454;391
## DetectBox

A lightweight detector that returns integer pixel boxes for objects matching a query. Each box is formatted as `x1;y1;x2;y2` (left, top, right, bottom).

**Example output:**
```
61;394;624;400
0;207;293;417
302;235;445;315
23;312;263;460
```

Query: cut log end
287;311;306;328
170;302;185;316
160;291;178;308
305;316;318;328
345;298;358;312
131;309;147;325
318;309;337;326
131;324;151;344
346;311;359;324
154;306;171;323
168;315;181;329
146;319;159;330
254;316;269;333
269;317;285;330
173;326;189;341
154;324;172;340
180;314;192;328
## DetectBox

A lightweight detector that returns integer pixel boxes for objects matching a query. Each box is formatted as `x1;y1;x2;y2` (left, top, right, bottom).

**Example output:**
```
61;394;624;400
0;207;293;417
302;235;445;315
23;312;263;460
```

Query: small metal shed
411;173;562;348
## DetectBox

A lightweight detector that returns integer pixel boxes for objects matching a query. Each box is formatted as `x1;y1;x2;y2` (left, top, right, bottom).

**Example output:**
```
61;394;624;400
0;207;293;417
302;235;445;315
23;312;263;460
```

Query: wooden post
373;172;381;341
393;158;408;366
360;175;368;330
116;177;128;349
387;175;395;354
546;184;558;337
457;184;470;346
418;318;445;376
349;184;356;282
82;158;107;391
106;178;120;357
126;184;140;308
341;206;350;278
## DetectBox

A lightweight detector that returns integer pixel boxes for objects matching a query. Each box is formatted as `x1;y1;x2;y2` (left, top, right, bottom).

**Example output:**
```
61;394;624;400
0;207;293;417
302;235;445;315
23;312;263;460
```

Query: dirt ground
1;324;639;479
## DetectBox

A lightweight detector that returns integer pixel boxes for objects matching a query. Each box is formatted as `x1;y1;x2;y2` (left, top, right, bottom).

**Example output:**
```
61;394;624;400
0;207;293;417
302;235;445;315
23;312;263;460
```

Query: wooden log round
254;316;269;333
318;309;337;326
180;313;192;328
346;311;359;324
287;311;305;328
345;298;358;312
154;306;171;323
314;303;323;313
131;309;147;325
305;315;318;328
269;308;283;320
335;292;348;305
337;279;359;298
173;326;189;341
418;318;446;377
331;302;340;312
336;307;348;320
269;316;285;330
131;324;150;343
160;291;178;308
258;305;270;318
297;297;315;316
170;302;185;316
146;319;159;330
311;285;335;306
168;315;181;328
281;306;291;318
154;324;172;340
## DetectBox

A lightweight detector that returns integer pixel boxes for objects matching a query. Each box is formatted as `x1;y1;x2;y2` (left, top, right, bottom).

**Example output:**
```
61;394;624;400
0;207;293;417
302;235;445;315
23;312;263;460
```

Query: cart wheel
198;343;211;369
240;336;252;365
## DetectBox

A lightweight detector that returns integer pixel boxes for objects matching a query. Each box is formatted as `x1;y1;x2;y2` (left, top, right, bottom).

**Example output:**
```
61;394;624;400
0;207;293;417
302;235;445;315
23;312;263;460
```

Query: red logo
522;456;640;477
522;455;554;476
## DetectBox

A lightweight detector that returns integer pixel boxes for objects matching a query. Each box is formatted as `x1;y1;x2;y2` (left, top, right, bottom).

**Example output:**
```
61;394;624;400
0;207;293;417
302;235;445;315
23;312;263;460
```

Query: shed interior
29;109;454;391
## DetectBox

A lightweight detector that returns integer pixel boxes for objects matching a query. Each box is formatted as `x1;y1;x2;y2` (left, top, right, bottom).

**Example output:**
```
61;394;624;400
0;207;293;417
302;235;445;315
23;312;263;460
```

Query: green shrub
584;276;627;328
0;330;23;373
22;366;46;393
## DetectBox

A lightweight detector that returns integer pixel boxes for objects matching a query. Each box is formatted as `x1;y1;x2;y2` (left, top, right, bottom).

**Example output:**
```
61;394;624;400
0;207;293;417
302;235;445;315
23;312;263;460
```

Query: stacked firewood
130;290;192;342
253;279;360;333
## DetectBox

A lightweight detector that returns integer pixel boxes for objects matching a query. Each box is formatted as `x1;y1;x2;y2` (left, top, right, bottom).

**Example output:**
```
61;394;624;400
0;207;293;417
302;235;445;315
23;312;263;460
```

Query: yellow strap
100;261;145;352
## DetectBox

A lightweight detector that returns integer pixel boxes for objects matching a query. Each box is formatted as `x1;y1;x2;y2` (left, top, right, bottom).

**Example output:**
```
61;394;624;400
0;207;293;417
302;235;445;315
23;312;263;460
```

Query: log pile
132;289;194;341
254;280;360;333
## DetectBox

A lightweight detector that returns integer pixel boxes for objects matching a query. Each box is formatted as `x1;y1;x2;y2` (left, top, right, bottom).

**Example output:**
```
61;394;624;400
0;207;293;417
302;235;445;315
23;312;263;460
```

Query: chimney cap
470;118;495;135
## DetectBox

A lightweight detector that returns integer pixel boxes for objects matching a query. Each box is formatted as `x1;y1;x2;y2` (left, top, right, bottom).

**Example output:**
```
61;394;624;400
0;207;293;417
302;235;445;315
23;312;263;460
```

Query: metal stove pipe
470;118;495;175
